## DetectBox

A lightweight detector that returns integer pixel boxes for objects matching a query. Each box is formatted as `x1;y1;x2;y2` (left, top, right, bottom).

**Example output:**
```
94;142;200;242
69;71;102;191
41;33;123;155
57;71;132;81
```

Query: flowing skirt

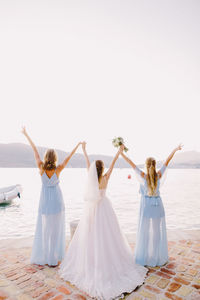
31;211;65;266
135;195;168;267
59;196;147;300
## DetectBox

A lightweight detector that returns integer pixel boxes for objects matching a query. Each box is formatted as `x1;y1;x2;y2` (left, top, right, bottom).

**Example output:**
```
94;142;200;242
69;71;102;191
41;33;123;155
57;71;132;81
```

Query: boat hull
0;185;22;204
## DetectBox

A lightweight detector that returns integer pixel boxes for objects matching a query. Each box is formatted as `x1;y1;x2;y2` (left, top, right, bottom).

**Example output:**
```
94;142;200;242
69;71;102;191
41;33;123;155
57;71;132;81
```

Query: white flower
112;136;128;152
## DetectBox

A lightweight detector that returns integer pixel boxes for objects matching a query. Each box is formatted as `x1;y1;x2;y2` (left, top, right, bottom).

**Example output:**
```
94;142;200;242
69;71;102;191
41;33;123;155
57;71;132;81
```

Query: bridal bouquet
112;137;128;152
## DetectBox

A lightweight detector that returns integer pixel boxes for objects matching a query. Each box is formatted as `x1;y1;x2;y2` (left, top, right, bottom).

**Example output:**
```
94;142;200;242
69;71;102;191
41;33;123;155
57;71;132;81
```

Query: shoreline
1;229;199;250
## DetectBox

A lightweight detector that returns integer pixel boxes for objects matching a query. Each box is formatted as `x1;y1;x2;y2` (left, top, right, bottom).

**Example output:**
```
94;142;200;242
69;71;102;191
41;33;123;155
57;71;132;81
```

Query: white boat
0;185;22;205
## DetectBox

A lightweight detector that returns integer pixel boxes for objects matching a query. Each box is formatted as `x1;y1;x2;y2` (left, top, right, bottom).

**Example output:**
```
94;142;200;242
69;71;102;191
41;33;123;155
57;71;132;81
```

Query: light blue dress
31;171;65;266
134;165;168;267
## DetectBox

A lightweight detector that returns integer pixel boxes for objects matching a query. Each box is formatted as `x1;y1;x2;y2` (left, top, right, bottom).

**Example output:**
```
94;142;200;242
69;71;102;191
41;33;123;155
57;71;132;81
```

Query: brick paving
0;239;200;300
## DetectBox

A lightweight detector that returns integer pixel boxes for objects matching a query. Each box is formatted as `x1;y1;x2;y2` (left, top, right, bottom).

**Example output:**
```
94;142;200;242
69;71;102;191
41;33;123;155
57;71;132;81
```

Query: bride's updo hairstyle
96;160;104;183
146;157;158;196
43;149;58;171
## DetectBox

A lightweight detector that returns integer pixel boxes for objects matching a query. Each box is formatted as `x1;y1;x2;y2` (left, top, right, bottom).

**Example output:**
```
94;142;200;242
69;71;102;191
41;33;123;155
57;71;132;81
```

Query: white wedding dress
59;162;147;300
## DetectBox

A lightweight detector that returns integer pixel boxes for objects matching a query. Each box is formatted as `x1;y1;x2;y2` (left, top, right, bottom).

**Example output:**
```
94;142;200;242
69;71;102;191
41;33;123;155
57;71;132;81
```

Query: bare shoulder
56;164;62;171
103;172;108;178
99;175;108;189
55;165;62;176
38;160;43;169
103;172;109;180
39;168;44;176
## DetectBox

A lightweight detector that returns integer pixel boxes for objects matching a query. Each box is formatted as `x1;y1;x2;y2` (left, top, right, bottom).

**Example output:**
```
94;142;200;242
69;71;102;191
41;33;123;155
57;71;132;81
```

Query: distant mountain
169;151;200;168
0;143;129;168
0;143;199;168
140;151;200;169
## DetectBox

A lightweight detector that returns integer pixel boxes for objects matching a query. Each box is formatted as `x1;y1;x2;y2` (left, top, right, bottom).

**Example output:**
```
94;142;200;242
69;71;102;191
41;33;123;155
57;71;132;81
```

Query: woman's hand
82;141;86;151
76;142;82;147
81;141;90;169
119;144;125;153
174;143;183;152
21;126;27;136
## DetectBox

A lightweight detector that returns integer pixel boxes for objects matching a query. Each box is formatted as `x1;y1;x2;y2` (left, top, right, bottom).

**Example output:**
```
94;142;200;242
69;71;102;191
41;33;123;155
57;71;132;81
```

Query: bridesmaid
22;127;82;266
121;144;183;267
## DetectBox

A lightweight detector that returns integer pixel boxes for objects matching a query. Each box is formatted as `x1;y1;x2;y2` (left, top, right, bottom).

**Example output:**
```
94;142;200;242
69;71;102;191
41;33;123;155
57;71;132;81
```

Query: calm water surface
0;168;200;239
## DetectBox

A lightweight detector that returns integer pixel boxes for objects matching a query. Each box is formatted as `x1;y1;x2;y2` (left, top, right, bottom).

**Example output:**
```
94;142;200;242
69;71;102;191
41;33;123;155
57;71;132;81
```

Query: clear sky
0;0;199;163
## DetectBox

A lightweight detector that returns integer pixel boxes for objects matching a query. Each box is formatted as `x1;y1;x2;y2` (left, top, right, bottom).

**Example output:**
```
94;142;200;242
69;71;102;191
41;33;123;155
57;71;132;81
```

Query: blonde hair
146;157;158;196
43;149;58;171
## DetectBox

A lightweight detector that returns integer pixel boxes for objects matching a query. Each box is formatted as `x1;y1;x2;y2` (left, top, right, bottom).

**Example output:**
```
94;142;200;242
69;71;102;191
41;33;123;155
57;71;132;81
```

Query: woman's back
141;174;161;197
39;170;65;215
41;171;60;187
98;175;108;190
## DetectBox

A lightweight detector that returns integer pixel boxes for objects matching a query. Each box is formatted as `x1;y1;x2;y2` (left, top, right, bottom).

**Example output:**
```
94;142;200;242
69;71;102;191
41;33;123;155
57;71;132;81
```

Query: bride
59;143;147;300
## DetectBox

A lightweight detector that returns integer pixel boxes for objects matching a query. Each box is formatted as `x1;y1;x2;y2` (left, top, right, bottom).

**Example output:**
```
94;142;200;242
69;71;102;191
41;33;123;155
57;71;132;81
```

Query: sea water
0;168;200;239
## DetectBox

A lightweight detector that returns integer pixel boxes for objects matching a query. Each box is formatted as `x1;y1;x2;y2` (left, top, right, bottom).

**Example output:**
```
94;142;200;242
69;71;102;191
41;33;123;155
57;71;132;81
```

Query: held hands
119;144;125;153
82;141;86;151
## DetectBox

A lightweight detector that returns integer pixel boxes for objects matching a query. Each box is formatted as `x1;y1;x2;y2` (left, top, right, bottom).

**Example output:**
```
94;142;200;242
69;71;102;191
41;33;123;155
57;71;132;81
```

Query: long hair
43;149;58;171
145;157;158;196
95;160;104;183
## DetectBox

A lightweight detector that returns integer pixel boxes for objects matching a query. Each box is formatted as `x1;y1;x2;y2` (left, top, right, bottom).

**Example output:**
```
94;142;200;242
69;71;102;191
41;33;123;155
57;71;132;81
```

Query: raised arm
158;144;183;178
57;142;82;174
121;152;145;178
82;142;90;170
104;145;124;180
163;144;183;167
21;127;42;169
